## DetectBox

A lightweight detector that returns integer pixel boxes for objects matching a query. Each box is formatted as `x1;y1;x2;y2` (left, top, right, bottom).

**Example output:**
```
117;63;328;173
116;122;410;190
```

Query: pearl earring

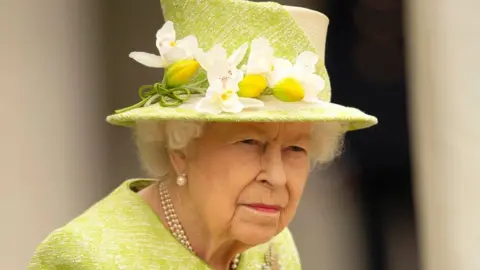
176;173;187;186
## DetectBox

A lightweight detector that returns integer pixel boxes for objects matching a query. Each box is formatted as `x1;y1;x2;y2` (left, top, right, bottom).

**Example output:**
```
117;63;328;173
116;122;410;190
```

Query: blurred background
1;0;478;269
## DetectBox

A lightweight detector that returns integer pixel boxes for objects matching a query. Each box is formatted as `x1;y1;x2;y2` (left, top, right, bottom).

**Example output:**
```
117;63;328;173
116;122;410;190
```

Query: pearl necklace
158;181;241;269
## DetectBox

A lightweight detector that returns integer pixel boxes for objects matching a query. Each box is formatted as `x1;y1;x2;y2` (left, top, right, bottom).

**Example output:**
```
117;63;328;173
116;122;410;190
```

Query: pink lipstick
246;204;281;213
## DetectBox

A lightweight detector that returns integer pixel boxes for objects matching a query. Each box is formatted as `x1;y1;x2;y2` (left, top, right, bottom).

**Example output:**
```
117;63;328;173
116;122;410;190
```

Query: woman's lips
245;204;281;213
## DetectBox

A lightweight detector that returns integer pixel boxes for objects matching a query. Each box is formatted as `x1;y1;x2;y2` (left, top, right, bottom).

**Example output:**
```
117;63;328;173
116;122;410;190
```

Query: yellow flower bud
272;77;304;102
165;59;200;87
238;74;268;98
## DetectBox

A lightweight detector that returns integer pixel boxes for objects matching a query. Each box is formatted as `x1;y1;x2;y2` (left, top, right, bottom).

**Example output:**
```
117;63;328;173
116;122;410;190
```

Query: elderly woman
29;0;377;269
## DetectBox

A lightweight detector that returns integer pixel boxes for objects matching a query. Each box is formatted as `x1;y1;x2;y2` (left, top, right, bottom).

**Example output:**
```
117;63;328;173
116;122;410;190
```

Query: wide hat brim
107;96;377;131
107;1;378;131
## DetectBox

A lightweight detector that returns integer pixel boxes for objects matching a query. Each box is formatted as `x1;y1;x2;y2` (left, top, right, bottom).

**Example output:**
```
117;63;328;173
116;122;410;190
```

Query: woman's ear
168;150;187;176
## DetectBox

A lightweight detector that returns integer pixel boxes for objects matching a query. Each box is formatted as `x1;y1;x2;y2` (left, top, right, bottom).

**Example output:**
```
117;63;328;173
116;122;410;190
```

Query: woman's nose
261;145;287;187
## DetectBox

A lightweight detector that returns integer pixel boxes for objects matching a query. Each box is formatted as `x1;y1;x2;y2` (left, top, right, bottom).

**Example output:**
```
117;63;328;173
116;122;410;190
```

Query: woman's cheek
285;154;310;179
284;150;309;165
230;145;263;164
280;203;297;230
283;166;308;223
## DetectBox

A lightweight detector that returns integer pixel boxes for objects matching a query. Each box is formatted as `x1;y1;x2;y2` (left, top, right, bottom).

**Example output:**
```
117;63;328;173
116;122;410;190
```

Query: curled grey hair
134;120;347;179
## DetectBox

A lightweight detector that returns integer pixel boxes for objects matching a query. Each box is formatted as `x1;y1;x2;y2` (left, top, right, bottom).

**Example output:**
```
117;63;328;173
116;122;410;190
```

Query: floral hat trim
115;21;327;115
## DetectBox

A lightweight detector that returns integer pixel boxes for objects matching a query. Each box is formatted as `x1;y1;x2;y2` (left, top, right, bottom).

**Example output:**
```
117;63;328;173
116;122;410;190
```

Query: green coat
29;179;301;269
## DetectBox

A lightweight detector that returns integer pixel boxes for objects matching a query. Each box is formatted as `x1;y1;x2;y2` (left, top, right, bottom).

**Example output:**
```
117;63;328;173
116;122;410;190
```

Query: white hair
134;120;347;178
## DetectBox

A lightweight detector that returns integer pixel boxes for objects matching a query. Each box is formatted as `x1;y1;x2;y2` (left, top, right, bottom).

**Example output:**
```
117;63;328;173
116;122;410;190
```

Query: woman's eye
240;139;259;145
289;146;306;153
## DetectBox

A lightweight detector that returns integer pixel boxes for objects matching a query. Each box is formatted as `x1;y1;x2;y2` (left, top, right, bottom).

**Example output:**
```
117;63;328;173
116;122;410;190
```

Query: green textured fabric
28;179;301;269
160;0;330;99
107;97;377;131
106;0;378;130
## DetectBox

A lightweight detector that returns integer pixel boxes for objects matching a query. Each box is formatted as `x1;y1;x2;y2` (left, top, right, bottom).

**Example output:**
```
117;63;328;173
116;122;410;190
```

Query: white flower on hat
238;38;275;98
270;51;325;103
129;21;199;68
195;43;249;83
195;43;262;114
245;38;276;75
196;76;264;114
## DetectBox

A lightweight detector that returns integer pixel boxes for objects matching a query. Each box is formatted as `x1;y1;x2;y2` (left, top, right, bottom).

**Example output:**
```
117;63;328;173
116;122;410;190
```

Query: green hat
106;0;378;131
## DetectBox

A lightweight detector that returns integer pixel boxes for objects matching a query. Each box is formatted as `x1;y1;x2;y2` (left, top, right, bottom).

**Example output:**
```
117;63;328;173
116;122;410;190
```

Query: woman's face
181;122;313;245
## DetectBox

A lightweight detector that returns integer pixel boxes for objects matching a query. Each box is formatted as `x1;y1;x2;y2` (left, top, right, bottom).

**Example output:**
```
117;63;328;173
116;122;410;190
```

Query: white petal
177;35;199;57
302;74;325;102
251;38;273;56
129;52;167;68
207;72;222;85
196;97;222;114
196;45;228;72
156;22;176;54
209;44;228;60
228;43;249;67
230;69;244;85
206;79;224;94
163;47;187;64
195;49;211;70
156;21;175;42
268;58;293;86
239;97;264;108
273;58;293;71
247;58;270;74
215;62;232;78
304;73;326;91
221;96;244;113
157;43;172;57
207;65;230;82
240;64;247;73
247;38;275;74
225;75;241;91
294;51;319;74
268;70;283;87
265;73;276;88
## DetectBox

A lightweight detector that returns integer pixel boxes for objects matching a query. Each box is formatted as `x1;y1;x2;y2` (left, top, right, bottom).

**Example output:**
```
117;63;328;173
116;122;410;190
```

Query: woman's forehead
203;122;313;139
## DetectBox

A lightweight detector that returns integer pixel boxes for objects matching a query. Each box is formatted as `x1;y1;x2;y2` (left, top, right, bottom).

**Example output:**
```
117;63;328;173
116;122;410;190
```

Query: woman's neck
141;181;248;270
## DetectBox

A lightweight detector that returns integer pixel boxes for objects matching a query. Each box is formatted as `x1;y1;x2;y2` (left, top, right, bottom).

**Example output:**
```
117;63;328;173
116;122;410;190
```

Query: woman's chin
230;206;283;245
232;225;279;246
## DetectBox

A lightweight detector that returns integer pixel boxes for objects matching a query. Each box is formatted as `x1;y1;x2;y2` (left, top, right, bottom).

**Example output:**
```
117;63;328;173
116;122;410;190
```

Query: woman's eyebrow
226;123;267;136
282;133;312;145
229;129;266;140
293;133;312;141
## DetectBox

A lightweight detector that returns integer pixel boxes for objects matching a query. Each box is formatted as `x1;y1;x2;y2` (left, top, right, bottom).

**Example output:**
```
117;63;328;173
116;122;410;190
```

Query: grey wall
1;0;108;268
